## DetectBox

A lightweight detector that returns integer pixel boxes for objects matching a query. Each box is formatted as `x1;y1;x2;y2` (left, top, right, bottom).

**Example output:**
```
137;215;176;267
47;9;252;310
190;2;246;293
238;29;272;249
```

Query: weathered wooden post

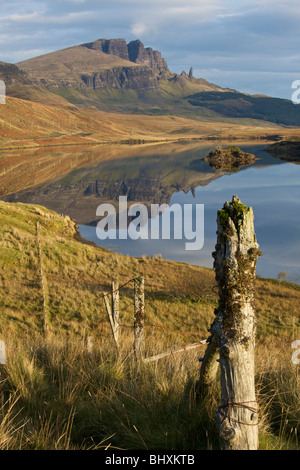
0;339;6;382
104;292;119;350
0;340;6;366
36;222;49;334
112;281;120;345
196;334;219;397
198;196;262;450
134;276;145;360
86;336;94;354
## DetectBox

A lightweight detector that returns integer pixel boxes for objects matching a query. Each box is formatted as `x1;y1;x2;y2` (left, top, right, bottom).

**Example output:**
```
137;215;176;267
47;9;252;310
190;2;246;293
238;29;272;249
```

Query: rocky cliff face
81;65;161;93
127;40;169;76
82;38;169;77
46;38;170;94
83;38;130;61
0;62;29;85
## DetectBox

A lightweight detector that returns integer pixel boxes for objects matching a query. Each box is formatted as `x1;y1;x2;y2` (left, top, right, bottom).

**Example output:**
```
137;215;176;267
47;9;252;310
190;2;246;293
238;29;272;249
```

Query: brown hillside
17;45;139;85
1;95;297;151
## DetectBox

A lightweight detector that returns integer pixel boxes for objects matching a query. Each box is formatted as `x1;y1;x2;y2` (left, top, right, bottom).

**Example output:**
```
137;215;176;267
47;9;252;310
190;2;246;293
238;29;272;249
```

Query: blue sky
0;0;299;99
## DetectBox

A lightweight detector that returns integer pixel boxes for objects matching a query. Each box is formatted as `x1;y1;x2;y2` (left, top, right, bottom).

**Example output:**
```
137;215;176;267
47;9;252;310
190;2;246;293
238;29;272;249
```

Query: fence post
0;340;6;366
134;276;145;360
198;196;262;450
112;281;120;345
104;291;119;350
36;222;49;335
86;336;94;354
196;332;219;397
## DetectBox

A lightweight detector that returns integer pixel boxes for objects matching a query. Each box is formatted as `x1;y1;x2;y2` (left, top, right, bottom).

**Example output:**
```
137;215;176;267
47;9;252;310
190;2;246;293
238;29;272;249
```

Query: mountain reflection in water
1;142;299;284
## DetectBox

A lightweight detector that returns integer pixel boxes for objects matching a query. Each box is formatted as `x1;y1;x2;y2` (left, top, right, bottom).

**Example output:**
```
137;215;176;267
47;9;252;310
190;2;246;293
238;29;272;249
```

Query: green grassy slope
186;91;300;126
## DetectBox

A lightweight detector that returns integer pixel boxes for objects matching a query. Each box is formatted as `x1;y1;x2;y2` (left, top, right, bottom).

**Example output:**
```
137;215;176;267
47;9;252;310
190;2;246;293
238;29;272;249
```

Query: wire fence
1;220;299;366
35;247;211;361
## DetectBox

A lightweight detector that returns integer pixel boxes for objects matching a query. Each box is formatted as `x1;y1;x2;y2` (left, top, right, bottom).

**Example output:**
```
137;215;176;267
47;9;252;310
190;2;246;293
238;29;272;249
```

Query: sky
0;0;300;99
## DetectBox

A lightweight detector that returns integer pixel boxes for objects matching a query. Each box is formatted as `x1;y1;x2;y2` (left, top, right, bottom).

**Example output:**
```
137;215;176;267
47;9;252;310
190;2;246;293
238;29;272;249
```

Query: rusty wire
218;400;259;426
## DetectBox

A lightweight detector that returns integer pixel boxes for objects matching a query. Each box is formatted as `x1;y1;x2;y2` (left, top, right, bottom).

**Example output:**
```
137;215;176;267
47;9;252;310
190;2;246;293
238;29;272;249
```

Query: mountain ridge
15;38;219;98
1;38;300;127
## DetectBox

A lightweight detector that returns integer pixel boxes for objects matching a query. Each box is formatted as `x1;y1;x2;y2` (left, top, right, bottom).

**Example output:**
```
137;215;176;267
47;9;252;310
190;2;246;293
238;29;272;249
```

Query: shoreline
0;134;288;153
76;222;300;287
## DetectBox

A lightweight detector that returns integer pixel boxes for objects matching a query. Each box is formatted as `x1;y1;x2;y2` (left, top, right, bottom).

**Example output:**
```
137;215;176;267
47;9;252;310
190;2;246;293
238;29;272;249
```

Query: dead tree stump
198;195;262;450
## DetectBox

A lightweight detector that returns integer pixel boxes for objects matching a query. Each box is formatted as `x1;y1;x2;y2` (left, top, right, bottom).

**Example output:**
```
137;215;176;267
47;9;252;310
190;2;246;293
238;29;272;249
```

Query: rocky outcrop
204;146;257;170
127;40;169;76
82;38;169;77
0;62;28;85
83;38;130;61
78;38;170;93
81;65;161;93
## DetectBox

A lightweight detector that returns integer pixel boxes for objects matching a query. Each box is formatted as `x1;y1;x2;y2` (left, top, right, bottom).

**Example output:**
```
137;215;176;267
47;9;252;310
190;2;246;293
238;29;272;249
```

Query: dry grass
255;340;300;449
0;333;298;450
1;95;300;151
0;333;216;450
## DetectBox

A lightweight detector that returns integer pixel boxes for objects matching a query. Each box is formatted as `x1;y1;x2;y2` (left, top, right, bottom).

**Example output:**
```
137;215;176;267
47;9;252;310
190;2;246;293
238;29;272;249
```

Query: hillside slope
1;95;293;151
186;91;300;126
0;200;299;341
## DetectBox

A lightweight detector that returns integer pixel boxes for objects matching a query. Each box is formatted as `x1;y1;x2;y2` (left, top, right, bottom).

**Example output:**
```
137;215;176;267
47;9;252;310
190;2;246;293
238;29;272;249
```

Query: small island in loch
204;145;257;170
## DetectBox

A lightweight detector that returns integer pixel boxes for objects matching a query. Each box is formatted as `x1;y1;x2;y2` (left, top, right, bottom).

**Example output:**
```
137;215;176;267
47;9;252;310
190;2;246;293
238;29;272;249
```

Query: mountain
17;41;162;93
13;38;226;117
1;38;300;127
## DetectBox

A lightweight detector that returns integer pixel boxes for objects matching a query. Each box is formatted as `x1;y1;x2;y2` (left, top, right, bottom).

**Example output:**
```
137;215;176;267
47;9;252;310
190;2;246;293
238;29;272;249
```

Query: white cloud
126;0;222;40
0;12;40;22
0;10;95;25
130;23;148;36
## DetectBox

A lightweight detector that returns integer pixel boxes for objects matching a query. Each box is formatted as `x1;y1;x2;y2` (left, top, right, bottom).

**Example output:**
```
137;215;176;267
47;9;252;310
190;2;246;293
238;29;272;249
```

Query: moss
218;209;229;227
216;247;262;341
218;198;250;228
229;201;249;224
226;145;241;152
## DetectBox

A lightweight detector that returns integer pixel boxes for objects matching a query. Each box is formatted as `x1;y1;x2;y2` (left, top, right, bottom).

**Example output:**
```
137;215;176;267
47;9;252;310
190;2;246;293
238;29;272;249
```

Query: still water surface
2;142;299;283
78;144;300;284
